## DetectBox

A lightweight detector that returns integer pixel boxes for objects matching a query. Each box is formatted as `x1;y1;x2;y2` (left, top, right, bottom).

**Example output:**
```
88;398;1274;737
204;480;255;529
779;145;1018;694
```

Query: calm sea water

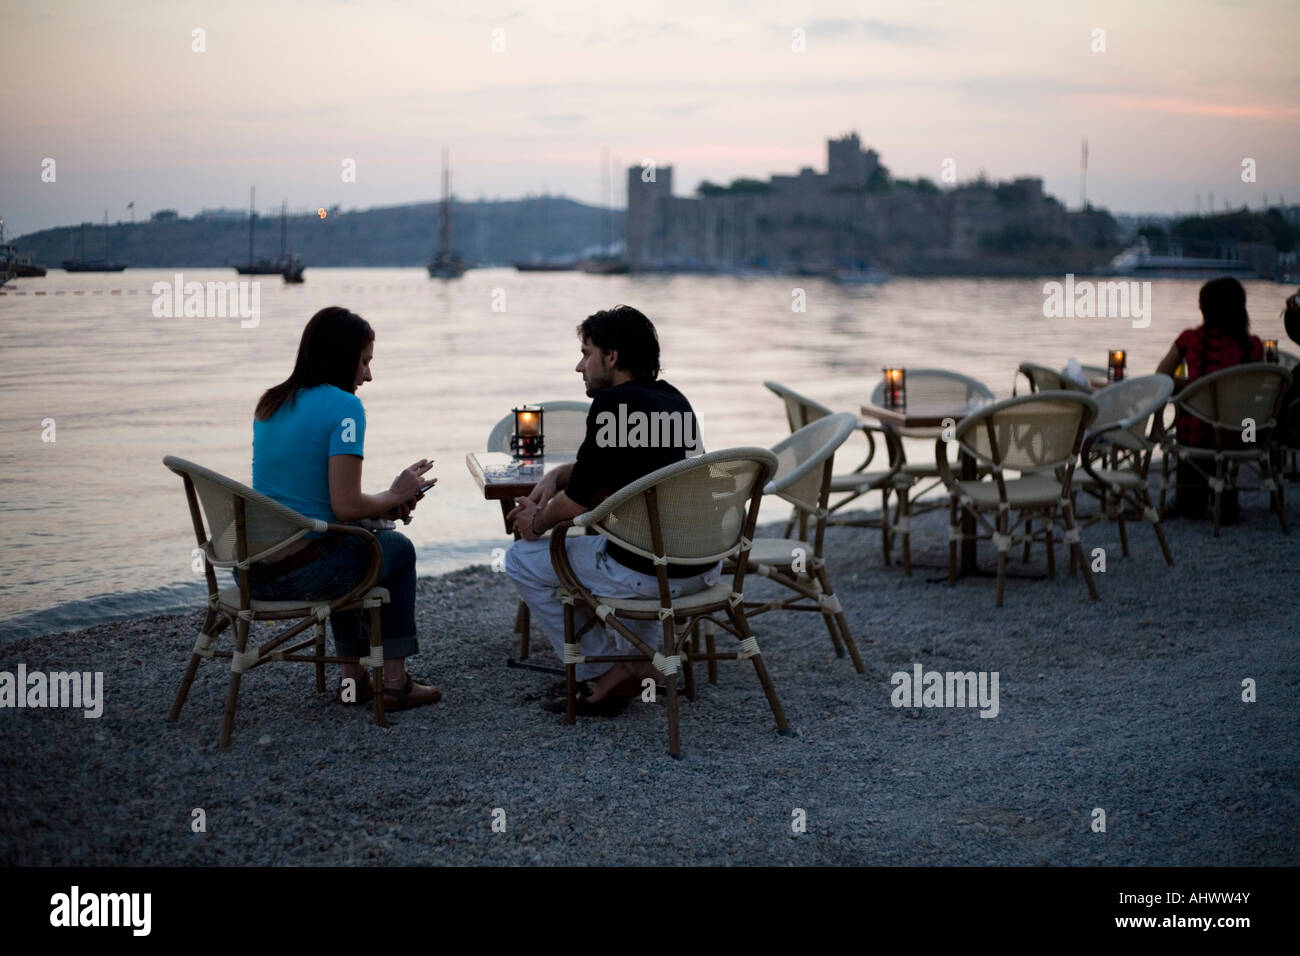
0;268;1292;638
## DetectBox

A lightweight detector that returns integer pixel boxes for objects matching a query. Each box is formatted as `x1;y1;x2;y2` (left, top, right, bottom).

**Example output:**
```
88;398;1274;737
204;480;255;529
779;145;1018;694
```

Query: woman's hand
390;459;433;501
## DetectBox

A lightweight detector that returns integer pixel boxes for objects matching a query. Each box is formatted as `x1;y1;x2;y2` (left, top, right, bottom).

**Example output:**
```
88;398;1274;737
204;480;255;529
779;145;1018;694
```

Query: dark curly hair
576;305;661;381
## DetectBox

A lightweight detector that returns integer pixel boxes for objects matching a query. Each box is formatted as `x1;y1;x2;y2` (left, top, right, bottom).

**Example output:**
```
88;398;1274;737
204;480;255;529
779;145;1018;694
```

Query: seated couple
245;304;709;718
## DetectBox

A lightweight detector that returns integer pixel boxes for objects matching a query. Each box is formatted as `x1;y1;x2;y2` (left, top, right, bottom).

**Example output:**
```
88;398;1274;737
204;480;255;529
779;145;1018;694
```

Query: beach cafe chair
486;400;591;659
763;381;911;570
867;369;996;569
1070;374;1175;566
1158;363;1292;535
549;448;789;757
162;456;391;748
711;412;865;675
486;399;591;455
935;392;1100;606
1014;362;1092;395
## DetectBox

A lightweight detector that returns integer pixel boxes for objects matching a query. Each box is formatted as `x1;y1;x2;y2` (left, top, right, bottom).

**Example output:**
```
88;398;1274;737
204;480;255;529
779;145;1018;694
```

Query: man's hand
507;496;543;541
527;471;558;509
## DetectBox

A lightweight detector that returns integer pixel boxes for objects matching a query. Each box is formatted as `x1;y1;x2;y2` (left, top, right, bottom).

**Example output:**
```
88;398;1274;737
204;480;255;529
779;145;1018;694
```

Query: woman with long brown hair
1156;277;1264;521
249;306;440;710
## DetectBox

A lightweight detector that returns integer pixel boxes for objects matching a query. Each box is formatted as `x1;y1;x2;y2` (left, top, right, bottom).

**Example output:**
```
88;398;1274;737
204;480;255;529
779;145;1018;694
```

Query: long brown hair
256;307;374;420
1197;277;1253;369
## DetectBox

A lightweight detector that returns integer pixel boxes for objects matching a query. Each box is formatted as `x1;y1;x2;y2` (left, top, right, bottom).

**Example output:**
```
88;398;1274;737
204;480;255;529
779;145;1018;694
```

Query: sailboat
0;217;46;279
427;150;467;278
62;211;127;272
279;200;305;283
234;187;284;275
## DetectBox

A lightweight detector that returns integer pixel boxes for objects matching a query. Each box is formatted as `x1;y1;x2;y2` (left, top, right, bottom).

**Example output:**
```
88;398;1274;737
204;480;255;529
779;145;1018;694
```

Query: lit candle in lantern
882;368;906;409
511;405;544;459
1107;349;1126;383
1264;339;1278;364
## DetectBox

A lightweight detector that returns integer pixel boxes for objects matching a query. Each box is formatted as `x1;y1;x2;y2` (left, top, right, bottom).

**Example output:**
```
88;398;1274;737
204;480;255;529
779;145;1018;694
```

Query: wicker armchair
1158;363;1292;535
1071;375;1175;565
935;392;1100;606
764;381;911;570
720;413;866;672
163;456;391;747
549;448;788;757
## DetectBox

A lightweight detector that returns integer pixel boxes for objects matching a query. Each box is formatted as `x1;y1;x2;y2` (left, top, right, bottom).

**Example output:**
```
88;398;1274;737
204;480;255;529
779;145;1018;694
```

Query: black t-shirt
565;379;712;577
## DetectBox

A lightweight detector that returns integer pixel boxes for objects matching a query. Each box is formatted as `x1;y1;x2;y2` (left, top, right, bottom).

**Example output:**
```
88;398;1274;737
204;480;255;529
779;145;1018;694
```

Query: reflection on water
0;268;1291;633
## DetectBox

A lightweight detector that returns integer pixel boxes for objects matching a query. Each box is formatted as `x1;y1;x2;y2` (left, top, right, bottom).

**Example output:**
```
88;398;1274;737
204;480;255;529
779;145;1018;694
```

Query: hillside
11;198;623;268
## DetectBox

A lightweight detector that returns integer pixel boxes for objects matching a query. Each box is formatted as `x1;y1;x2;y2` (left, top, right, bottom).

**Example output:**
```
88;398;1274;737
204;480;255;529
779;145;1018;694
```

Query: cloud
803;18;945;47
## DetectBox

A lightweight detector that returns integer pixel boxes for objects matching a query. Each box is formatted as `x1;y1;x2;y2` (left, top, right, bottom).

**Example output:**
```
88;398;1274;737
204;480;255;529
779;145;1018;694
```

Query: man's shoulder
595;378;692;410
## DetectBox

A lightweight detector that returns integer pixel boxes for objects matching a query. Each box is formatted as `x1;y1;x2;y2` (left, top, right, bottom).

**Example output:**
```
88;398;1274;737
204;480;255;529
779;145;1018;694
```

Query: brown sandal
382;676;442;711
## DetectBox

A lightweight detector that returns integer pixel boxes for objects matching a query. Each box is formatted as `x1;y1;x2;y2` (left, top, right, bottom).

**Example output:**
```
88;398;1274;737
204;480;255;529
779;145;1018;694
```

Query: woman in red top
1155;276;1263;519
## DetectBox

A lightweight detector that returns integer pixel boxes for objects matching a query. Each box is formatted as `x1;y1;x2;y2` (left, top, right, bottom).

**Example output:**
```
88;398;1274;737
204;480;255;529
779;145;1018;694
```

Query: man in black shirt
505;305;719;714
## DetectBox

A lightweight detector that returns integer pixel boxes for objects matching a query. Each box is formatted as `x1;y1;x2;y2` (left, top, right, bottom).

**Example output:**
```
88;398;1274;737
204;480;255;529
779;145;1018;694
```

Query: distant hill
11;198;624;268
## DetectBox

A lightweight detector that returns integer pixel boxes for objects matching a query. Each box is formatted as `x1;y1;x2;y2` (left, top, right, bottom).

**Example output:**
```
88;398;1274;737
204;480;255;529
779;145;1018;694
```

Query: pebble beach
1;488;1296;867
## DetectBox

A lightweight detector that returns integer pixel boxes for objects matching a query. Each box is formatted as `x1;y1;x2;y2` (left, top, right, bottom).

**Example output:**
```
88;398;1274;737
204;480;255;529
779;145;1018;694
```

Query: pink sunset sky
2;0;1297;235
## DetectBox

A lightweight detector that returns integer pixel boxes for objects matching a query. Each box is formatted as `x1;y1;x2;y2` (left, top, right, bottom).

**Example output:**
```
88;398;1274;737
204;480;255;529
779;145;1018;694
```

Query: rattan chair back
486;400;591;453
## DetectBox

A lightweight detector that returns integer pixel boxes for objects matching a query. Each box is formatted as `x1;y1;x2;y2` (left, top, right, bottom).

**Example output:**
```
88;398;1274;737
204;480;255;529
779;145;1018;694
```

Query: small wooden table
466;451;576;665
466;451;576;533
861;400;985;574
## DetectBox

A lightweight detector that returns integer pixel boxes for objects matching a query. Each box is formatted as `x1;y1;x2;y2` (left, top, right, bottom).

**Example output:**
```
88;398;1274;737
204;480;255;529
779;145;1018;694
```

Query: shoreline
2;492;1296;866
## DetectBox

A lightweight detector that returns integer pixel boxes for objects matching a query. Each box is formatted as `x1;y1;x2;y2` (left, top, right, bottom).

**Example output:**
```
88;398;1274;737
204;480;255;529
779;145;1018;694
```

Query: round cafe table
861;399;983;575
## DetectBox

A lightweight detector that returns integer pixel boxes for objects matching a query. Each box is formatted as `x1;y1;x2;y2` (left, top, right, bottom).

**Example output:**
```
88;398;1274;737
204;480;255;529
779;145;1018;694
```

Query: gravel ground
2;484;1296;866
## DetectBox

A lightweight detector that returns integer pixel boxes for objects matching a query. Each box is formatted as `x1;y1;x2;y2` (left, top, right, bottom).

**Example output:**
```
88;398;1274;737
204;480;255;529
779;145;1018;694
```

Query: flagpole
1080;137;1088;211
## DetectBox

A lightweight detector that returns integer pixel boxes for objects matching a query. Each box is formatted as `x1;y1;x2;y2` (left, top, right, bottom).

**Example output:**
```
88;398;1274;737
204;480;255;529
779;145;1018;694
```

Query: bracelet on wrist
531;512;545;536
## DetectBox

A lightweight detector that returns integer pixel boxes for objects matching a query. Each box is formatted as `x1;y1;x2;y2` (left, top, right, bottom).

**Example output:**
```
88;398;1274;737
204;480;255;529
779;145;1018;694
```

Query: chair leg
563;603;577;726
314;621;327;693
1039;509;1054;578
219;616;251;748
1211;460;1224;537
1065;503;1098;600
369;604;386;728
948;494;959;586
518;601;532;659
704;619;718;685
899;489;912;578
782;505;797;539
682;624;696;703
1117;512;1130;558
816;566;863;673
663;615;682;757
169;609;219;722
729;605;789;735
995;511;1008;607
1262;455;1288;533
1142;491;1174;566
880;487;893;566
1022;518;1033;563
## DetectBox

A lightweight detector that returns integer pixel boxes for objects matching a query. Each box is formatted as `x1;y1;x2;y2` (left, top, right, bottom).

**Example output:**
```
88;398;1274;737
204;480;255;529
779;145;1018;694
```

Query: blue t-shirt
253;385;366;531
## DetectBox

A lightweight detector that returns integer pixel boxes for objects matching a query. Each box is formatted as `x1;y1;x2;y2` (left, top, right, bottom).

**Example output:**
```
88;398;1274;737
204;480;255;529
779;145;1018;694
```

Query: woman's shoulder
1174;326;1202;350
301;384;364;413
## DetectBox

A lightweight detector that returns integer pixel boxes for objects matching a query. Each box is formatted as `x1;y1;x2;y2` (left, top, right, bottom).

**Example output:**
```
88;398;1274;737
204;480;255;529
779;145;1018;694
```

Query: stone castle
625;133;1116;274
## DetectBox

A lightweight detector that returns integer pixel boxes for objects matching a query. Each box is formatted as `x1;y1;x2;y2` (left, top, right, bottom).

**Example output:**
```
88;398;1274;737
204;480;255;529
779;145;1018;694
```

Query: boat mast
440;148;452;259
248;186;256;265
103;209;110;260
280;199;287;261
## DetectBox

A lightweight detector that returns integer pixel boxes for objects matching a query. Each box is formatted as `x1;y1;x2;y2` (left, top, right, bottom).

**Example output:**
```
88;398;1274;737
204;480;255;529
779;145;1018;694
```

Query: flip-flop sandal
382;676;442;711
541;685;627;717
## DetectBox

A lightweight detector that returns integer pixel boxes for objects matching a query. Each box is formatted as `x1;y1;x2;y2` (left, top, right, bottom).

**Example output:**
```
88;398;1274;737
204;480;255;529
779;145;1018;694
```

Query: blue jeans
244;531;419;660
